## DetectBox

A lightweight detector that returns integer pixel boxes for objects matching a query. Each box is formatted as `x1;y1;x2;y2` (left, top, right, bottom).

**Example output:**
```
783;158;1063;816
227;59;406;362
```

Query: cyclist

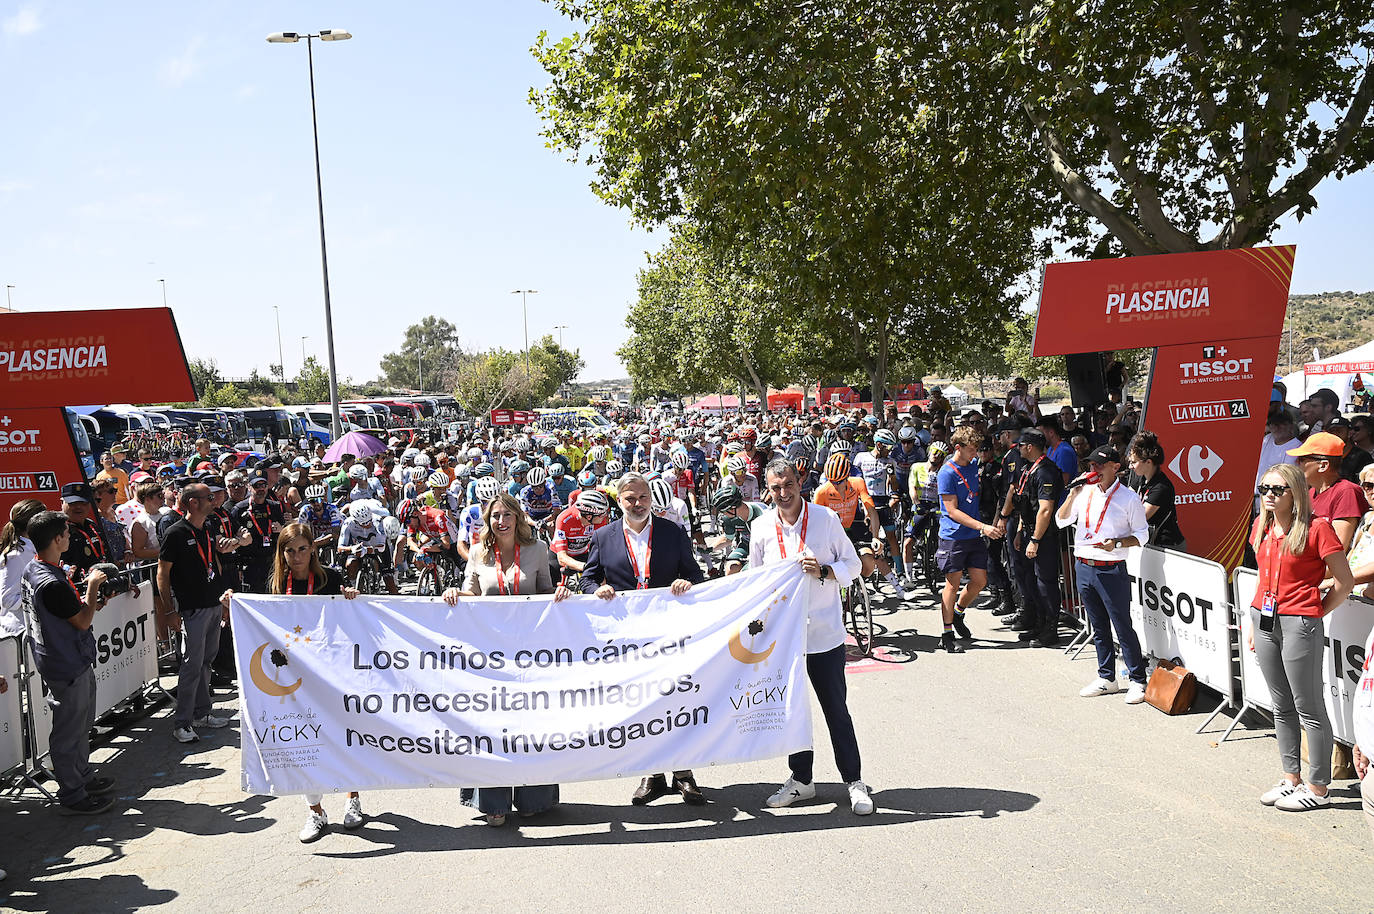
504;460;531;497
650;477;690;532
338;502;399;594
812;452;886;585
585;446;611;480
521;465;559;535
904;441;948;591
342;464;384;504
891;426;927;507
712;484;765;576
548;463;577;506
296;484;342;553
550;488;611;582
466;461;495;505
726;455;760;501
853;429;905;591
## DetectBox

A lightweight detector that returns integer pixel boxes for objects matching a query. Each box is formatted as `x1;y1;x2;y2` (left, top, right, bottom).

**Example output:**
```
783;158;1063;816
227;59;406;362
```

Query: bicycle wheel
359;556;382;594
921;527;941;601
846;579;874;657
415;561;438;596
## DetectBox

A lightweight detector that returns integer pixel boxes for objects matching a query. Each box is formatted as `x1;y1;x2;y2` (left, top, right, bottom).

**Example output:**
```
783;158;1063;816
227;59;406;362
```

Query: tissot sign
1033;246;1293;569
0;307;195;408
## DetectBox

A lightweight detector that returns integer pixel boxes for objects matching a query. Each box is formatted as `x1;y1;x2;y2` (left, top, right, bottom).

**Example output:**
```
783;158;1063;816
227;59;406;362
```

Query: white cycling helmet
474;477;501;502
577;489;610;516
726;455;748;474
606;459;624;476
671;451;690;470
466;447;484;460
304;484;326;500
650;478;673;511
415;453;432;468
456;464;472;479
526;465;548;487
589;445;609;462
549;462;565;477
350;502;375;526
829;439;854;454
348;464;368;480
427;470;450;489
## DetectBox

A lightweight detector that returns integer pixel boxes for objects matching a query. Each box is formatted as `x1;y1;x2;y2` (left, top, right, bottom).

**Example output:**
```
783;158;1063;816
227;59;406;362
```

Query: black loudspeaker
1065;352;1109;407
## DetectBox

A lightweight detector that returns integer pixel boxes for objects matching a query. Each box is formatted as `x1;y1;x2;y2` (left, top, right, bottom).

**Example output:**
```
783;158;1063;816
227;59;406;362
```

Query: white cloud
0;180;29;193
160;36;204;87
236;84;258;100
2;5;41;37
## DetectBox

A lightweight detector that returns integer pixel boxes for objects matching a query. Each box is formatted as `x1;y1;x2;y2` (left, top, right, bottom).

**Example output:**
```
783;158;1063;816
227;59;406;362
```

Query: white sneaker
299;809;329;843
1275;784;1331;812
342;796;365;829
1123;683;1147;705
1078;678;1121;698
193;714;232;729
847;780;874;815
884;573;902;591
766;777;816;808
1260;781;1299;806
172;726;199;744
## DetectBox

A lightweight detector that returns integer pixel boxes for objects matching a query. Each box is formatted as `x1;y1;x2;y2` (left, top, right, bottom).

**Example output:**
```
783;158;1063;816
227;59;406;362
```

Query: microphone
1068;470;1101;490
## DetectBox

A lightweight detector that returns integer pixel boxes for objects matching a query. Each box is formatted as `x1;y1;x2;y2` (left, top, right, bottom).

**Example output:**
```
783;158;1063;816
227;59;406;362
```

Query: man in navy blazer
580;473;706;805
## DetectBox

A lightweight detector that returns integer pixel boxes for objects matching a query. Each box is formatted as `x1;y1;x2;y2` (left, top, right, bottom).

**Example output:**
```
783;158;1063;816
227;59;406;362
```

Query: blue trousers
790;645;862;784
1076;561;1146;684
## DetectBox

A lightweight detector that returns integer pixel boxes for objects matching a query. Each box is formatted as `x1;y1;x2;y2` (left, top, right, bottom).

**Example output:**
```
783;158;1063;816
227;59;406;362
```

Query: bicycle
350;546;387;595
841;576;874;657
413;546;461;596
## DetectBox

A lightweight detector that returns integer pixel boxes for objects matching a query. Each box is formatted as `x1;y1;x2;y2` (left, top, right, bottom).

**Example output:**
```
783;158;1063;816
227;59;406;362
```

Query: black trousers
789;645;861;784
1012;535;1062;627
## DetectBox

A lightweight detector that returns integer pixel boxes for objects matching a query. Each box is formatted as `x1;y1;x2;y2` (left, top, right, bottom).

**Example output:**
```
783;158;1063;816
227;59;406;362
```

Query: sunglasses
1257;484;1290;497
1362;482;1374;492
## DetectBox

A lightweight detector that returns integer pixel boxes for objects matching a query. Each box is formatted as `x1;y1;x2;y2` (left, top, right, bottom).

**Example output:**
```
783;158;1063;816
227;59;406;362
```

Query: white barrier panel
1233;568;1374;746
1126;547;1234;702
233;561;813;796
23;640;51;762
91;587;158;717
0;637;23;774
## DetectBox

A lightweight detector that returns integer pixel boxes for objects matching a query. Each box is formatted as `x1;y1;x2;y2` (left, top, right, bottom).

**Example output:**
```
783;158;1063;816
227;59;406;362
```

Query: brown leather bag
1144;659;1196;715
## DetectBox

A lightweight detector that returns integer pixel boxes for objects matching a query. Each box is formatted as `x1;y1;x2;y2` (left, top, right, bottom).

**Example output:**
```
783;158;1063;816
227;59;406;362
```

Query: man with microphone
1055;446;1151;704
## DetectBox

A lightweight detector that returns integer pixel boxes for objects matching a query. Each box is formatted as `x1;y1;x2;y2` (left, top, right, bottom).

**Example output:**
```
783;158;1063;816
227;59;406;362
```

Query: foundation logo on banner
728;590;788;666
247;632;311;699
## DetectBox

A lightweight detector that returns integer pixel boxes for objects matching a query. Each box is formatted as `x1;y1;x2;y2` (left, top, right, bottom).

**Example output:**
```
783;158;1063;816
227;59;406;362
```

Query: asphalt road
3;583;1373;913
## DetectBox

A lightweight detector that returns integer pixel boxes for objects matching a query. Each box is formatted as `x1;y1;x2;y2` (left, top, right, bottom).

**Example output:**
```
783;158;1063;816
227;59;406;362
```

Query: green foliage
1282;292;1374;375
379;316;464;391
293;356;331;405
187;357;221;401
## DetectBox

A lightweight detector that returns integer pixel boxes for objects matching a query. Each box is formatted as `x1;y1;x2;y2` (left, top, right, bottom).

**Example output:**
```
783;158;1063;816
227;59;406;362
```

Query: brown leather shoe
631;773;671;805
673;775;706;805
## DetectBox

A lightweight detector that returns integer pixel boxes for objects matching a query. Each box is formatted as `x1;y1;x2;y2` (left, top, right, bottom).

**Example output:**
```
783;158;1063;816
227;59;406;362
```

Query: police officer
999;429;1064;647
59;483;106;584
991;420;1026;617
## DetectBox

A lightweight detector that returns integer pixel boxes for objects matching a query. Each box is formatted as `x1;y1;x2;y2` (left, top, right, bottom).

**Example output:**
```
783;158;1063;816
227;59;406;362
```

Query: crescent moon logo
728;626;775;665
249;642;302;697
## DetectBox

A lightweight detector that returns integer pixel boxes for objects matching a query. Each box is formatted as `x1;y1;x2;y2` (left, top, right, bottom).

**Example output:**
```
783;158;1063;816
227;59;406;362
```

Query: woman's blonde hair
271;523;327;594
475;493;535;564
1254;462;1313;557
1359;462;1374;485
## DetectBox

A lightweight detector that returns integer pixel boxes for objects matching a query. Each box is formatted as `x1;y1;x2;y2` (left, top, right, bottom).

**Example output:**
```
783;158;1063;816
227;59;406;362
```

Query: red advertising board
489;409;536;426
1143;339;1280;569
0;408;86;519
1306;360;1374;376
1032;245;1294;356
0;307;196;407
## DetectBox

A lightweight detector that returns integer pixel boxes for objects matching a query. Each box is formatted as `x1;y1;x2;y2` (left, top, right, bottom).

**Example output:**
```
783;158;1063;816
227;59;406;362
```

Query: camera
90;562;132;601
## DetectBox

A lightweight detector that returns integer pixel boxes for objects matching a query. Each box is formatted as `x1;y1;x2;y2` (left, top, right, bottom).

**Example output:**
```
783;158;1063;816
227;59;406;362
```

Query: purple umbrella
323;430;387;463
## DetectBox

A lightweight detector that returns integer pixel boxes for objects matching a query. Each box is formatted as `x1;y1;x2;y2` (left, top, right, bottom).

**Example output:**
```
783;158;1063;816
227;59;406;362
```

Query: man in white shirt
1055;446;1151;704
749;458;873;815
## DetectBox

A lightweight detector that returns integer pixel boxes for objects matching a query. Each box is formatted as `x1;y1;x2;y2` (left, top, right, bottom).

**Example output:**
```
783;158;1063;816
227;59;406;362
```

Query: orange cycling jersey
812;477;876;528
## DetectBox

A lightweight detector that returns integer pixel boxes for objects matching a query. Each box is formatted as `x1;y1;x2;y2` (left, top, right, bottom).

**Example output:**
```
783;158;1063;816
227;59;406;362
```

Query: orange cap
1286;432;1345;458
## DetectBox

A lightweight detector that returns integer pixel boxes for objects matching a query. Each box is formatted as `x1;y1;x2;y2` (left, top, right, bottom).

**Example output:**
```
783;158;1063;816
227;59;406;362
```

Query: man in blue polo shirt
935;426;1004;654
1036;416;1080;494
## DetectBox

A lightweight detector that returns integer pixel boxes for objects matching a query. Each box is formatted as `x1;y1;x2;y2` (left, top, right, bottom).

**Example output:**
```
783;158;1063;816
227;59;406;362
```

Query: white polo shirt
1055;479;1150;562
749;502;862;654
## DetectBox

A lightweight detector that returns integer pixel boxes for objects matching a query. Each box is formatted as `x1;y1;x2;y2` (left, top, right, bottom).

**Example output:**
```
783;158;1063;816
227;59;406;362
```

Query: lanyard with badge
1086;481;1120;547
625;524;652;589
775;503;809;558
192;525;218;583
1259;526;1282;631
494;543;521;595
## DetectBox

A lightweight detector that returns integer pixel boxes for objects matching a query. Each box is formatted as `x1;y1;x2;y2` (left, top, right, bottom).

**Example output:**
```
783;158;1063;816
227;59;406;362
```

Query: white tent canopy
1280;338;1374;412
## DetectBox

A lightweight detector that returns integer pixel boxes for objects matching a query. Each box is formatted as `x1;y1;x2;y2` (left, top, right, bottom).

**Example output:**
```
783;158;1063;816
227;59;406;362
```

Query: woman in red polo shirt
1250;462;1355;812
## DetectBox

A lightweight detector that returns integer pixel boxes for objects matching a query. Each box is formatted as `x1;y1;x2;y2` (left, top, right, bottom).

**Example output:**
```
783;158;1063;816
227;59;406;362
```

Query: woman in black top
1127;432;1186;550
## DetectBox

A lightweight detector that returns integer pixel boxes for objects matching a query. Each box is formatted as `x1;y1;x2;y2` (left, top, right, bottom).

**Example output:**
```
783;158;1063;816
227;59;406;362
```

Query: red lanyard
1016;457;1045;495
191;525;217;578
286;573;314;595
494;543;521;595
625;522;653;589
948;460;974;493
41;560;82;599
247;503;269;539
1088;482;1119;537
1260;526;1284;598
74;522;106;560
776;503;808;558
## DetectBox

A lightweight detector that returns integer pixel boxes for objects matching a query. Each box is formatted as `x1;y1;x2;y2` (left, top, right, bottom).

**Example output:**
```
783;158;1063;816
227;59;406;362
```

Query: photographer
22;511;116;814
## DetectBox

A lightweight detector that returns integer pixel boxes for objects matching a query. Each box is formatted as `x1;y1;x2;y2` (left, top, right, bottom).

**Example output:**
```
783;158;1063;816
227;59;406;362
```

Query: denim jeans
1077;561;1145;684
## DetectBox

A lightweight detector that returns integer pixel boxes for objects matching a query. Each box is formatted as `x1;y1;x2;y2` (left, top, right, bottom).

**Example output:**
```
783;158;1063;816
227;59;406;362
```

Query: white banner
91;587;158;717
0;637;22;774
1233;568;1374;746
232;561;814;796
1126;546;1234;701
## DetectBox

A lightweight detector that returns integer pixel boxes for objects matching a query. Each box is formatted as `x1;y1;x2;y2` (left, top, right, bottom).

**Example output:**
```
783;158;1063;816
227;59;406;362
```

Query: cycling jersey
728;473;760;501
853;451;897;499
456;503;482;544
665;467;695;502
812;477;877;528
891;441;926;490
550;504;608;557
344;479;385;503
520;482;557;521
419;489;460;514
296;502;342;540
719;502;767;554
504;479;524;498
415;505;457;542
654;498;690;532
339;518;387;552
685;446;709;477
551;476;578;506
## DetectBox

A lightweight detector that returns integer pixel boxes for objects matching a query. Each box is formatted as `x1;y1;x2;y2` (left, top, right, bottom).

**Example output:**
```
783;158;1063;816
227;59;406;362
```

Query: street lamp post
553;323;568;348
510;289;538;376
268;28;352;438
301;335;309;368
273;306;286;381
158;278;167;308
4;285;13;312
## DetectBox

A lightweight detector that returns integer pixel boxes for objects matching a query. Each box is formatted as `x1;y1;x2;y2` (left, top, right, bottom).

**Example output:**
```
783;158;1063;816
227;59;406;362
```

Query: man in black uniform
232;470;283;594
976;438;1009;610
999;429;1064;647
59;483;107;584
991;421;1025;617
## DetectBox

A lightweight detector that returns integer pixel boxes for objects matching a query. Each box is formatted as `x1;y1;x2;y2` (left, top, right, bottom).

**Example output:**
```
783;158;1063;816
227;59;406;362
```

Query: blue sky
1;1;1370;387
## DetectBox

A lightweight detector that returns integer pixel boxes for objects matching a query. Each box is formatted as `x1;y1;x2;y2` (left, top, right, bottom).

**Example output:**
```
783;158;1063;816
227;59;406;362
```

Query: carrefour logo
1168;444;1224;485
